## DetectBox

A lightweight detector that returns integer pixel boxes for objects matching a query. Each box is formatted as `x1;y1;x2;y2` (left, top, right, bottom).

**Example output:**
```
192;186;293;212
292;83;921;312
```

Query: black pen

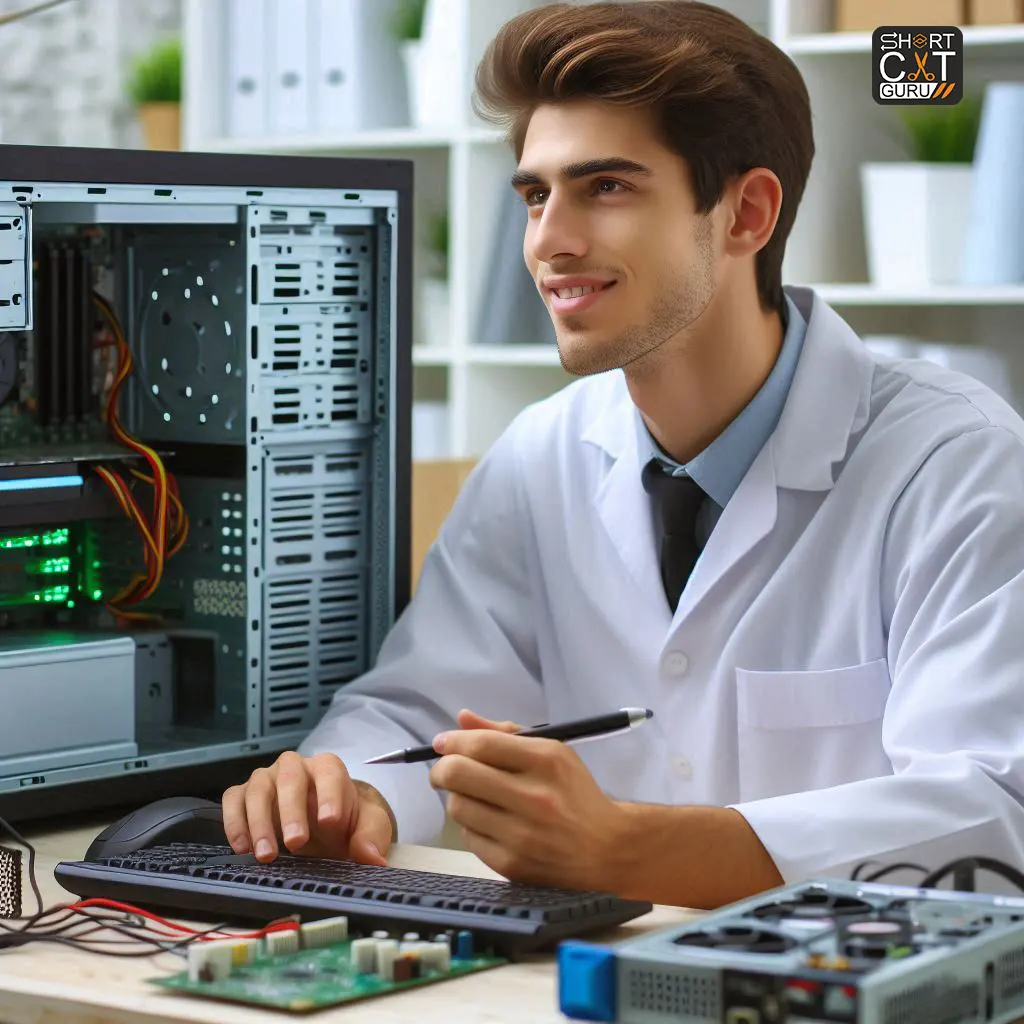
363;707;654;765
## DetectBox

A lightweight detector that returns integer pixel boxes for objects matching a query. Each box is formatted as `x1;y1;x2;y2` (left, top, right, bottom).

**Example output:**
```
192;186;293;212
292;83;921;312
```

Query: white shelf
413;345;566;368
786;22;1024;55
466;345;562;366
184;0;1024;459
412;347;458;367
809;284;1024;306
198;125;505;155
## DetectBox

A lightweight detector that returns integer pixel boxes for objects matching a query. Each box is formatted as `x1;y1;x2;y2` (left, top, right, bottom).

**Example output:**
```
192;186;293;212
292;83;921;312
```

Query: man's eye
524;189;548;206
596;180;625;194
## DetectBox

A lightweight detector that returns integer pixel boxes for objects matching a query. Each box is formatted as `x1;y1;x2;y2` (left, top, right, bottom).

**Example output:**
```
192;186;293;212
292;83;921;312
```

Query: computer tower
0;144;412;821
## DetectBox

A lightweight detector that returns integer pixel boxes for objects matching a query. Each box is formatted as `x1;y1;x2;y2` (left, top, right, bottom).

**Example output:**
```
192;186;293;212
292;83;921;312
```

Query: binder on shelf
225;0;268;138
221;0;410;140
310;0;410;135
268;0;312;136
476;186;555;347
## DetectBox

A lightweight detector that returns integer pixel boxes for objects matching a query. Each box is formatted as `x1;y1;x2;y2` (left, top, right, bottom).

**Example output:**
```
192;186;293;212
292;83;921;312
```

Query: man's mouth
547;281;616;314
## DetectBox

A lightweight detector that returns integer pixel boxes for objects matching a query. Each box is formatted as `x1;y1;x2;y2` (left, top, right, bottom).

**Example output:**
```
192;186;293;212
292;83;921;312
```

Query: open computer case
0;144;413;821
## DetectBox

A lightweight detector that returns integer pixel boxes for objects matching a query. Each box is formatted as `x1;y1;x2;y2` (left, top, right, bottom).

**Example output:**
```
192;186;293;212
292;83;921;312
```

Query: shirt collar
635;293;808;508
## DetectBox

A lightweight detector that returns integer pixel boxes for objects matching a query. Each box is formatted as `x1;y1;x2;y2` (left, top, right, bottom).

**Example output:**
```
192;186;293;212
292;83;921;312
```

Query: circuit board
151;933;507;1013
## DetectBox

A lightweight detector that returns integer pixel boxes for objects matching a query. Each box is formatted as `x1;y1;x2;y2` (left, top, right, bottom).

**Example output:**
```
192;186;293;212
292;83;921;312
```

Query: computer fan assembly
557;878;1024;1024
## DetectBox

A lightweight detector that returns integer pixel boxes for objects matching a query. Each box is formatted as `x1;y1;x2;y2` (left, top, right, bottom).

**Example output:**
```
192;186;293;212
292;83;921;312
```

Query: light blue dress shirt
636;294;808;547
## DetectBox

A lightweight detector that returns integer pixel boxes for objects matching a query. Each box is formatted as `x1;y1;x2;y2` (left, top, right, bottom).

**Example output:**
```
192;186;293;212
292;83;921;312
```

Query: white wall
0;0;181;148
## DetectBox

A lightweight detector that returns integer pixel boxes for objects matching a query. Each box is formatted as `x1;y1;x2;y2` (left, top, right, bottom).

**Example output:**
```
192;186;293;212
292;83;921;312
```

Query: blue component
0;474;83;493
557;941;617;1021
453;930;474;960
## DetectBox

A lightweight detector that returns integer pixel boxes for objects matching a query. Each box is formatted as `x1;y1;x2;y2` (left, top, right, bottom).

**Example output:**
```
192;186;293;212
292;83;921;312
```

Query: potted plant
126;37;182;151
418;210;450;346
860;96;982;289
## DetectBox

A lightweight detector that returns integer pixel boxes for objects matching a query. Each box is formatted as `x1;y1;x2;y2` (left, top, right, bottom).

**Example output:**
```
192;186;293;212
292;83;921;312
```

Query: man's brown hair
473;0;815;314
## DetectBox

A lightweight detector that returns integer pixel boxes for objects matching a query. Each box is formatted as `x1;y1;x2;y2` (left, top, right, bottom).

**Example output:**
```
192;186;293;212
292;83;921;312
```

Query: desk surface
0;819;699;1024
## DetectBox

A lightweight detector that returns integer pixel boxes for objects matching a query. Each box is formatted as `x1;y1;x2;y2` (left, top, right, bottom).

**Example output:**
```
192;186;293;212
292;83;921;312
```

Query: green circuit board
151;938;507;1013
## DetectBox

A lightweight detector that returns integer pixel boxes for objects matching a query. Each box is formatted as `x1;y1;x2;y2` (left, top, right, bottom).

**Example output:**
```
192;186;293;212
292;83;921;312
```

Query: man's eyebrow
510;157;654;189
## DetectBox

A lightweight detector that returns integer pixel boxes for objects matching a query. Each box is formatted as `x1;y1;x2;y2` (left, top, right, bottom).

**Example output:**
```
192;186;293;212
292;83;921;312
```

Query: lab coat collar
581;285;874;496
769;286;874;492
580;286;875;624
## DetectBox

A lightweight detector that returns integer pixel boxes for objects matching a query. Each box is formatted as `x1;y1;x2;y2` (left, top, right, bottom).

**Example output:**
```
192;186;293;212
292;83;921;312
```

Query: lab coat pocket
735;659;894;803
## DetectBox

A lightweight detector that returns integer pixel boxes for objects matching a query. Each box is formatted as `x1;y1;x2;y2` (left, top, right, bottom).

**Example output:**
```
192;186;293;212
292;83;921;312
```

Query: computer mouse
84;795;228;861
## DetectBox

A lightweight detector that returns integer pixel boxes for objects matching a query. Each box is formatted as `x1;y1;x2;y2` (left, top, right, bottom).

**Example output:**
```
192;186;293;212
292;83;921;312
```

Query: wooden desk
0;819;699;1024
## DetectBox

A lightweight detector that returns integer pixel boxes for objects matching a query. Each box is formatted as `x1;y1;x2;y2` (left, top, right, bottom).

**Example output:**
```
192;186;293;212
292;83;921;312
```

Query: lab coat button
672;756;693;780
663;651;689;677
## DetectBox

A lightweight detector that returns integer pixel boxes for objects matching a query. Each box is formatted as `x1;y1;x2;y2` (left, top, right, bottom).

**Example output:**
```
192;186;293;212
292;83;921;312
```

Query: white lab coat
300;285;1024;886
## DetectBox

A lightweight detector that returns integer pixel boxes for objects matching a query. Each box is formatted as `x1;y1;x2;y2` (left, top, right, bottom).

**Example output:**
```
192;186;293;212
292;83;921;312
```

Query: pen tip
644;708;653;719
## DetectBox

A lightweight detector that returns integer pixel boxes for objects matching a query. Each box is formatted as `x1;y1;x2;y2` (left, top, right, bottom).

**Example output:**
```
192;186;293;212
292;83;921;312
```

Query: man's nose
528;195;589;265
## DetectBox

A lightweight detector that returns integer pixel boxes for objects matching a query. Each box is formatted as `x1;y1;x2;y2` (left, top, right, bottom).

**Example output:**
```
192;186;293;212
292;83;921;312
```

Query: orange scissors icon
908;51;935;80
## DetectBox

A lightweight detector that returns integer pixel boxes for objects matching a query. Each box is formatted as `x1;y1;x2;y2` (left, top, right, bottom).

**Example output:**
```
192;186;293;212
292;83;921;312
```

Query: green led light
92;589;103;600
1;535;38;550
37;557;70;575
0;527;69;551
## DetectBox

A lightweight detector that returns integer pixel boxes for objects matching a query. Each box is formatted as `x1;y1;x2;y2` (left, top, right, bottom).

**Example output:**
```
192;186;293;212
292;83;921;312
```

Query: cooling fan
746;885;874;922
673;923;796;955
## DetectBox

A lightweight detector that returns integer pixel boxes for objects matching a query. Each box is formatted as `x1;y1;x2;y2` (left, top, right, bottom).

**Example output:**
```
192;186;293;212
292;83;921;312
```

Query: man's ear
722;167;783;260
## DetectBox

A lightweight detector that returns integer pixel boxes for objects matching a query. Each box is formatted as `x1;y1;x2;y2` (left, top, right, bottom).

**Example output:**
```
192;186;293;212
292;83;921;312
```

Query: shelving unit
182;0;1024;460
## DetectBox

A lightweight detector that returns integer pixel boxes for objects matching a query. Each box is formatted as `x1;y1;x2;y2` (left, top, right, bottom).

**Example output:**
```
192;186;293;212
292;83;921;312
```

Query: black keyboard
54;843;652;955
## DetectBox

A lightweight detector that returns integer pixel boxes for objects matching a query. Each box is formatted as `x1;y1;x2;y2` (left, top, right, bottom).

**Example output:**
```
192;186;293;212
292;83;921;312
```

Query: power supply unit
558;877;1024;1024
0;143;412;820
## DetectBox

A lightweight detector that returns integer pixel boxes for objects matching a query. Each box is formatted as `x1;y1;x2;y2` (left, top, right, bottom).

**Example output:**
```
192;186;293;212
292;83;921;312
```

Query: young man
221;1;1024;909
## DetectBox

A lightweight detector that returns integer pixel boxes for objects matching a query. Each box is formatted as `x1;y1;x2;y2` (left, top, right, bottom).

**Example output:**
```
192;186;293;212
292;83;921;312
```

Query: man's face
514;100;718;377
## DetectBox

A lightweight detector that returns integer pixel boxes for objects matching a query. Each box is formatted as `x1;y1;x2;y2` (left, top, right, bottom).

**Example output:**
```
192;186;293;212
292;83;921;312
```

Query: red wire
68;898;300;941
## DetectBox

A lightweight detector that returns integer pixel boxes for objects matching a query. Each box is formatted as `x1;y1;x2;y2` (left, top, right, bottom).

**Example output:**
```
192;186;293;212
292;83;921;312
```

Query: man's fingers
348;801;392;866
430;754;538;818
221;784;252;853
456;708;522;734
244;768;281;861
307;753;354;829
275;752;313;851
435;728;556;772
446;791;509;840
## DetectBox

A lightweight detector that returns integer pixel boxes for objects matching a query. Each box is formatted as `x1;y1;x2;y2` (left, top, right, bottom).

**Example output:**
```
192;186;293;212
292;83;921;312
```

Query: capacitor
376;938;400;981
421;939;451;973
350;937;377;973
393;954;420;981
454;930;475;960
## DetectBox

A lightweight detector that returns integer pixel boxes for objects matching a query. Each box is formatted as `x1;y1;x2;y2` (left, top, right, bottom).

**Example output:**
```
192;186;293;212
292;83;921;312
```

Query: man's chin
555;338;621;378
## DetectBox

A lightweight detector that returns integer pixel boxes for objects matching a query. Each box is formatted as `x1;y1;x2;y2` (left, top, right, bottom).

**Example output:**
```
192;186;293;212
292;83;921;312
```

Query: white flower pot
860;163;974;289
400;38;460;129
400;41;427;129
417;276;450;347
961;82;1024;285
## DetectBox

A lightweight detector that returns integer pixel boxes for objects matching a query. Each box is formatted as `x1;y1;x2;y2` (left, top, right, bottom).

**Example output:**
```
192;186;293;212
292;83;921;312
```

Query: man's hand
221;751;396;866
428;709;629;891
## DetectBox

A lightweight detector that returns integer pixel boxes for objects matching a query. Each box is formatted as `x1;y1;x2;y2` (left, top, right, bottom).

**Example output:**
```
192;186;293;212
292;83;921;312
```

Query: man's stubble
554;214;716;379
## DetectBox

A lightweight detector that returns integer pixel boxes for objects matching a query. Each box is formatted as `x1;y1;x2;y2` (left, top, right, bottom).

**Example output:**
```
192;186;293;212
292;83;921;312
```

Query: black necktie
641;459;705;612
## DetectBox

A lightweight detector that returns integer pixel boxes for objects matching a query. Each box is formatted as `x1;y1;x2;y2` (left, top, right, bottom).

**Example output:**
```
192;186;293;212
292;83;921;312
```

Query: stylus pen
363;707;654;765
